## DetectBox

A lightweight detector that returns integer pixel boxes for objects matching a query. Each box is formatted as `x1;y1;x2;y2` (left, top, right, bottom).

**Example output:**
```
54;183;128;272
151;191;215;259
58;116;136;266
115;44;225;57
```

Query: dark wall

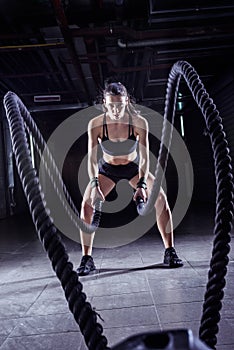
209;67;234;173
0;112;7;218
0;107;30;218
182;64;234;205
0;107;78;219
183;100;216;204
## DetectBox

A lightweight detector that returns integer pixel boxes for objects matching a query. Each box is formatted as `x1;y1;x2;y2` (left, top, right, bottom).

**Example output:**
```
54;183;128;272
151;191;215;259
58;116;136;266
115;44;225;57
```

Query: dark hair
102;81;139;116
104;82;127;97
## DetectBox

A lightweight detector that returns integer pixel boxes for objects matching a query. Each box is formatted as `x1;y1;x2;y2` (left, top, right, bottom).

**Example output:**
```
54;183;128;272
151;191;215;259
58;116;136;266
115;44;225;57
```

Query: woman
77;82;183;275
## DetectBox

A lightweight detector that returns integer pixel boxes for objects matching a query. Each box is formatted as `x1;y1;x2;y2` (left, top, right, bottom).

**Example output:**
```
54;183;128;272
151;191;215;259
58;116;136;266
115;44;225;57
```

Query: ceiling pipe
158;43;234;55
50;0;91;102
149;5;234;15
117;32;234;48
0;24;228;42
0;21;232;41
71;25;195;40
70;22;234;40
0;42;65;52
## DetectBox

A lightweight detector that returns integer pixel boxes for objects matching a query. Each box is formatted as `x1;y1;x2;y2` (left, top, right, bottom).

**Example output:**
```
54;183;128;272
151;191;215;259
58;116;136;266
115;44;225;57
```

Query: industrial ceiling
0;0;234;114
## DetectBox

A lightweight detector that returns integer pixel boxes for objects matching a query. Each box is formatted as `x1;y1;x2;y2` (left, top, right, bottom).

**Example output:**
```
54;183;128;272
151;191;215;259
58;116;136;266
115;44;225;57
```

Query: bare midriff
103;149;138;165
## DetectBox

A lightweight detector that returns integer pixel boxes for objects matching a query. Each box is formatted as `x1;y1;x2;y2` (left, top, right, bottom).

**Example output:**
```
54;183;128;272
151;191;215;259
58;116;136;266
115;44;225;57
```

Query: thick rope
4;91;102;233
136;60;233;349
3;94;109;350
135;63;181;215
174;61;233;349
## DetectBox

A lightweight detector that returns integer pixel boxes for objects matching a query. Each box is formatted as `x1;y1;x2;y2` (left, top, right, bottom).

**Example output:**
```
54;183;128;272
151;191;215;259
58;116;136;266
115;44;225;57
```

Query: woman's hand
133;187;147;203
91;187;105;207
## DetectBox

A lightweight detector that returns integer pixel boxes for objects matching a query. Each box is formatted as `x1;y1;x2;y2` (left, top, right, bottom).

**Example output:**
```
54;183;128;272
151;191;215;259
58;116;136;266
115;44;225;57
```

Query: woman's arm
87;117;105;204
87;118;99;180
134;116;150;202
137;116;150;180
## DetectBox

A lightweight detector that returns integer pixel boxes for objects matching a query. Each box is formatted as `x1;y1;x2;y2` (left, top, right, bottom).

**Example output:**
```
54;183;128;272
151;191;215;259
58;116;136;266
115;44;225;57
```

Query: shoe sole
163;261;184;268
77;266;96;276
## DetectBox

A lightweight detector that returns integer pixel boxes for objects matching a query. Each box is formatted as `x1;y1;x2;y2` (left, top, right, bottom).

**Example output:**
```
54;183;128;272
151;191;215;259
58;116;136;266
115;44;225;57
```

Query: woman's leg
129;172;183;267
80;174;116;255
129;172;173;247
152;185;174;249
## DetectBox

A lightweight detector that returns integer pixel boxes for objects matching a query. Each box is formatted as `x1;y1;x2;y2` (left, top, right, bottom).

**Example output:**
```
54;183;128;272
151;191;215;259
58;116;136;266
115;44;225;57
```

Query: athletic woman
77;82;183;275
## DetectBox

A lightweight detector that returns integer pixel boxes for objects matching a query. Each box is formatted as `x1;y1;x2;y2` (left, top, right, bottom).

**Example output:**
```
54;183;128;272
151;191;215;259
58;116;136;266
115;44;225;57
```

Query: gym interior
0;1;234;349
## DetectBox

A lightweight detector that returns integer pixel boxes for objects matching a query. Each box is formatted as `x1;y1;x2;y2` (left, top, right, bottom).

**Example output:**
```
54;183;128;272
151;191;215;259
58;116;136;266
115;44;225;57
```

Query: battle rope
3;60;234;349
3;93;109;350
137;60;233;349
3;91;102;233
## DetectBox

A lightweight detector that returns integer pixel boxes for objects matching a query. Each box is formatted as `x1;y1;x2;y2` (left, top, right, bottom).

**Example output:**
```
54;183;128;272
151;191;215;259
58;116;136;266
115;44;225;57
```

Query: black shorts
98;157;139;184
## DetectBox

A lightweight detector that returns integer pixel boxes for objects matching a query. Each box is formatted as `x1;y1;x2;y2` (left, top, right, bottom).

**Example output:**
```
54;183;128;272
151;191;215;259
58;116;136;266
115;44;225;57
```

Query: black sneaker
163;247;183;268
77;255;96;276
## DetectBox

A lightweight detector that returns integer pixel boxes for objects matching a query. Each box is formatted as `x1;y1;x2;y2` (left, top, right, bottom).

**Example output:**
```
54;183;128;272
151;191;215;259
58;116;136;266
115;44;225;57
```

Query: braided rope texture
137;57;182;215
3;93;109;350
6;92;102;233
138;59;233;348
172;61;234;349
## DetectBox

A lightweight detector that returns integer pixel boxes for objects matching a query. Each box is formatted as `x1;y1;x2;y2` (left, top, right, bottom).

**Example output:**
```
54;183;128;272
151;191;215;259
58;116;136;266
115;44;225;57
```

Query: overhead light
34;95;61;103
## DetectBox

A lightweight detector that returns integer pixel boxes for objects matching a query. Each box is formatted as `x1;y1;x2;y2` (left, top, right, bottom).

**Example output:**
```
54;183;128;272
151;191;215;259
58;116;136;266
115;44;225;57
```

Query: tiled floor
0;202;233;350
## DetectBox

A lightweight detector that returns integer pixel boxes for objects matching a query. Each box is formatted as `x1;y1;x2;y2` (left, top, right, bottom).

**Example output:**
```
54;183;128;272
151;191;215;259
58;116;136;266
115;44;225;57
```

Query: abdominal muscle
103;149;138;165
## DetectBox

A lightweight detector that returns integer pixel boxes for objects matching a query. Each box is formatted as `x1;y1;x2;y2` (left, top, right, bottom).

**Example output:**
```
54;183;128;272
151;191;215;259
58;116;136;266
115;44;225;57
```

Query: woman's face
104;95;128;120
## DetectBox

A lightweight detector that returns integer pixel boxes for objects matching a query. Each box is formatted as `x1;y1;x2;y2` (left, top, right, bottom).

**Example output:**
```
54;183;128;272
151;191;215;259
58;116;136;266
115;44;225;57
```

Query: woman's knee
81;200;93;221
155;190;169;212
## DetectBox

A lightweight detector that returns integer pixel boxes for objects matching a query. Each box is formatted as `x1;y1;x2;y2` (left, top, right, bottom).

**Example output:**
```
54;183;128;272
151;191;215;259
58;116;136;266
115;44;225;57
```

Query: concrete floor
0;202;234;350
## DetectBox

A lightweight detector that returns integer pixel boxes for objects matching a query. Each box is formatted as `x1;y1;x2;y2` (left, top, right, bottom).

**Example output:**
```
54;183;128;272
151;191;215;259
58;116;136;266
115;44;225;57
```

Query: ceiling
0;0;234;115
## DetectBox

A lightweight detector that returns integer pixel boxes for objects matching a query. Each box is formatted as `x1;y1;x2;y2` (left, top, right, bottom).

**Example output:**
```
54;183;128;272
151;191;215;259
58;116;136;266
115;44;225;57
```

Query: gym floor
0;202;233;350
